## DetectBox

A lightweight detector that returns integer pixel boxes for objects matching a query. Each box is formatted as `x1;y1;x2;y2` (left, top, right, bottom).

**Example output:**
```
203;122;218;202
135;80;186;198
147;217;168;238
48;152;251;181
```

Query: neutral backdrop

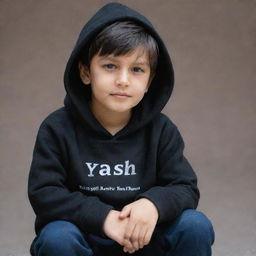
1;0;255;255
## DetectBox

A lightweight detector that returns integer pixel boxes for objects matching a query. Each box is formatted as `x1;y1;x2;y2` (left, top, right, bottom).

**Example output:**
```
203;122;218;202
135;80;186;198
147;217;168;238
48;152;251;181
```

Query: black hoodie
28;2;199;236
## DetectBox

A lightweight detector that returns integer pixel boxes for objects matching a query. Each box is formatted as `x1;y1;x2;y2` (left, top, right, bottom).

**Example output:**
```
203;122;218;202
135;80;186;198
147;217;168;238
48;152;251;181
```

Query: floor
1;0;255;255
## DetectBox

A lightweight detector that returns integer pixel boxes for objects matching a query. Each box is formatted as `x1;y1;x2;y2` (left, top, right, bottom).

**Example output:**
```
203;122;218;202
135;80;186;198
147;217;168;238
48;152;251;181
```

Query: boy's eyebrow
134;61;150;66
99;56;150;66
98;56;117;62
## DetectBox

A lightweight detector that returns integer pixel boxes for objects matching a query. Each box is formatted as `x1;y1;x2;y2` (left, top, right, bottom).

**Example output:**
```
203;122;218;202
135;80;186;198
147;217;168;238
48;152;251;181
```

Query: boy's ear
78;61;91;85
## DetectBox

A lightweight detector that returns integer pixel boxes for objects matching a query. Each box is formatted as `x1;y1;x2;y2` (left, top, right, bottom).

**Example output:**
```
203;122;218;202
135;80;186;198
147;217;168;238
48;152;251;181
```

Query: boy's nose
116;70;129;87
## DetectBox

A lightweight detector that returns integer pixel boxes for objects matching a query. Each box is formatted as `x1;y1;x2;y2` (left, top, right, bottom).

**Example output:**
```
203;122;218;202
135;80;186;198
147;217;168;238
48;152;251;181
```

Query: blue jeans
30;210;214;256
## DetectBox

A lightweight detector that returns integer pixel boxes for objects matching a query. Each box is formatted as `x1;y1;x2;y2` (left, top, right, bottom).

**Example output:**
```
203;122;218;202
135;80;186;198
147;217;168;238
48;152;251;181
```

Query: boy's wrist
139;198;159;220
103;209;118;236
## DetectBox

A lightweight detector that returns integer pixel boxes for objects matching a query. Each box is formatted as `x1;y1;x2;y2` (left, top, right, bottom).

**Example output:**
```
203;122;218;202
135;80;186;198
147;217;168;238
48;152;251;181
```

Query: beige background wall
1;1;255;255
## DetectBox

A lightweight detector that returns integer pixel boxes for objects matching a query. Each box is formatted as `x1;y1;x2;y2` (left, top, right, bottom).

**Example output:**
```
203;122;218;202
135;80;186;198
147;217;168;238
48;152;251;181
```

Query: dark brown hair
81;21;159;77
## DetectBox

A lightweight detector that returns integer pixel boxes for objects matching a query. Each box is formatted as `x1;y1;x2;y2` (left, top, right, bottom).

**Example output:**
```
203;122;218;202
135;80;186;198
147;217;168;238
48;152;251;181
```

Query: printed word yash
85;160;136;177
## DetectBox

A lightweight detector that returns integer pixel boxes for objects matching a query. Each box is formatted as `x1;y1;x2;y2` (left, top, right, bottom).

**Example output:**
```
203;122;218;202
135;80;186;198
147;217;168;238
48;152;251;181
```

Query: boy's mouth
110;92;131;98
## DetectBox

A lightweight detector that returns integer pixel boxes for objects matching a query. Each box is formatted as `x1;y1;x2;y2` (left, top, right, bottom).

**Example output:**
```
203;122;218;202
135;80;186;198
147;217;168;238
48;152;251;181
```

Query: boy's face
79;47;151;116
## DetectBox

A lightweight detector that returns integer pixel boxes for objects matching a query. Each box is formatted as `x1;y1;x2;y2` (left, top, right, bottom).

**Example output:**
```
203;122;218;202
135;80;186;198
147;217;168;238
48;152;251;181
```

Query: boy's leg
136;209;214;256
163;209;215;256
87;234;125;255
30;220;93;256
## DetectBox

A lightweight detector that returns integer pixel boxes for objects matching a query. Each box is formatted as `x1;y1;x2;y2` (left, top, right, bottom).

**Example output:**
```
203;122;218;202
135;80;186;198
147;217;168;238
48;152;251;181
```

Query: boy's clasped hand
103;198;159;254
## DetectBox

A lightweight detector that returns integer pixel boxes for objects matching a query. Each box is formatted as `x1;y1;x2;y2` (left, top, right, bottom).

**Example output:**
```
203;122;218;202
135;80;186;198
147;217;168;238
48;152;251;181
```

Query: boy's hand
119;198;159;253
103;210;133;248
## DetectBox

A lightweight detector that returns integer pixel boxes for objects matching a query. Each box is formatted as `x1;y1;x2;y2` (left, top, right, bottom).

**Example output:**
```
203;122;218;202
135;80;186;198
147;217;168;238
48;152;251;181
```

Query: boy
28;2;214;256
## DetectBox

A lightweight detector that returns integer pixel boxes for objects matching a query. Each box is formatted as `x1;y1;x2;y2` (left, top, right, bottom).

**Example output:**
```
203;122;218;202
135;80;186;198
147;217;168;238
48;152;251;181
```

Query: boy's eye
132;67;144;73
103;64;116;70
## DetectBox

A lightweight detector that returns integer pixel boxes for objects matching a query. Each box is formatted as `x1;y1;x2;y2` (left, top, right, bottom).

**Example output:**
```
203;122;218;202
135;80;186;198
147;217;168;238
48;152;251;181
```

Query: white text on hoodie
85;160;136;177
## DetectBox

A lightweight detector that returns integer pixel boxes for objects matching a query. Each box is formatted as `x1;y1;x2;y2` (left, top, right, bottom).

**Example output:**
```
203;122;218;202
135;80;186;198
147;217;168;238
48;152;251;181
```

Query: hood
64;2;174;138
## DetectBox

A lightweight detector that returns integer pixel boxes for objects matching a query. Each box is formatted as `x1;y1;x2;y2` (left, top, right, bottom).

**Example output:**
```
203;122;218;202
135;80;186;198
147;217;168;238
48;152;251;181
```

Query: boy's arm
136;119;200;225
28;122;113;236
118;119;199;253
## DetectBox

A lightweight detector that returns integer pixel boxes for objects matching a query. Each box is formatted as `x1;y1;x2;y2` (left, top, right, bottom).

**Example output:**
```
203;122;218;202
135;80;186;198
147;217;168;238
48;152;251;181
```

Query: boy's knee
177;210;215;244
35;221;84;252
162;210;214;255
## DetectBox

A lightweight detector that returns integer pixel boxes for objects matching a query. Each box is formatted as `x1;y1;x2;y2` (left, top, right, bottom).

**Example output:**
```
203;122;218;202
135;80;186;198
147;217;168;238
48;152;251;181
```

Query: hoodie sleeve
28;120;114;235
136;119;200;224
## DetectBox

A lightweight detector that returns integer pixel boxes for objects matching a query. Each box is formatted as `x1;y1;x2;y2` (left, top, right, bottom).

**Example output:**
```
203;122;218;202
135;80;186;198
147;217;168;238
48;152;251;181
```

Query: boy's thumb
119;205;131;219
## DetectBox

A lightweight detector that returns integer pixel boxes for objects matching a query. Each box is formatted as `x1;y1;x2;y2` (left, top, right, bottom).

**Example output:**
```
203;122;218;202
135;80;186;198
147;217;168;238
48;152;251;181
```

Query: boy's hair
81;21;159;77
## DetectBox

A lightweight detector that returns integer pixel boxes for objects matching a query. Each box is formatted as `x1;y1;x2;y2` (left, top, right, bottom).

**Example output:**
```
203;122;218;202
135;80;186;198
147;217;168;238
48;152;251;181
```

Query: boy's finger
124;221;135;240
139;226;147;248
123;247;135;254
144;228;153;246
123;239;134;252
119;204;131;219
130;225;140;251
